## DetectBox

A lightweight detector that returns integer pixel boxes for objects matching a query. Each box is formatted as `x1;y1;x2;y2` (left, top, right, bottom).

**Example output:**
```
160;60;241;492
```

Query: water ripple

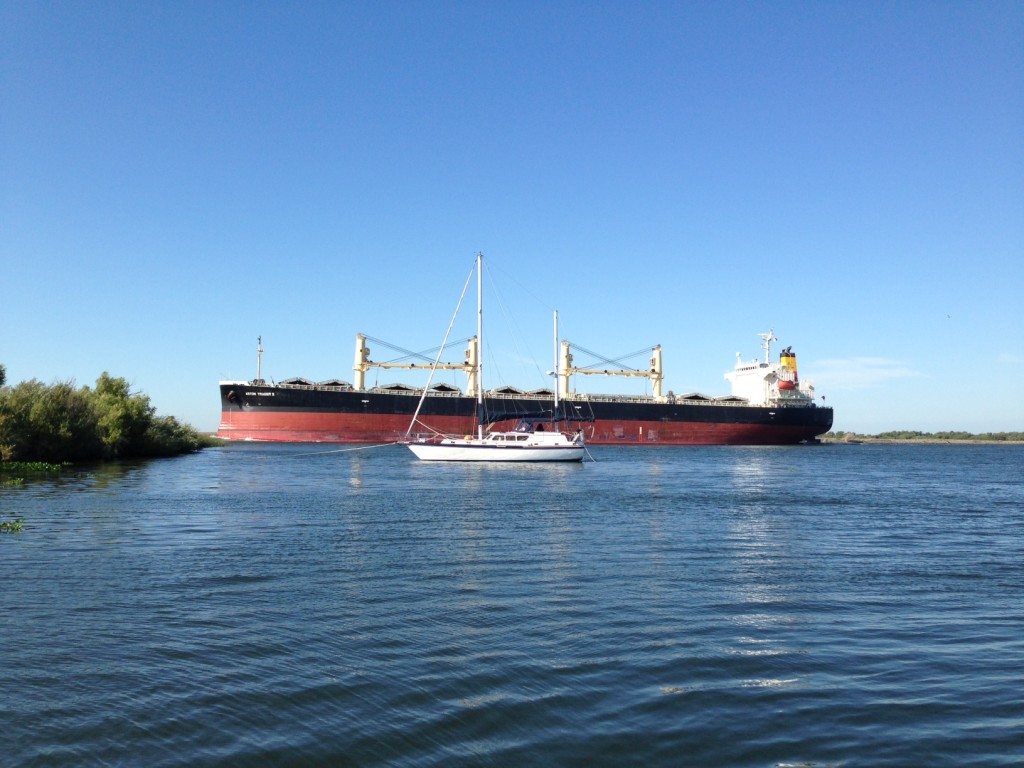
2;444;1023;766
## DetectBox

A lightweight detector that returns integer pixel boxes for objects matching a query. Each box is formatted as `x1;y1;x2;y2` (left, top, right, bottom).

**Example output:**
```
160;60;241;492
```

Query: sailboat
404;254;587;462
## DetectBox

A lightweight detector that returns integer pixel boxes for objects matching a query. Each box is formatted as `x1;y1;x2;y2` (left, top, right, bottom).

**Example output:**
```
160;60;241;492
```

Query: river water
2;443;1022;767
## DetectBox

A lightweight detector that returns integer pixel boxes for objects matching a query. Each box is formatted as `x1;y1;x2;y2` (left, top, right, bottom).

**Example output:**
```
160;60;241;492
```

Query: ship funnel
778;346;799;390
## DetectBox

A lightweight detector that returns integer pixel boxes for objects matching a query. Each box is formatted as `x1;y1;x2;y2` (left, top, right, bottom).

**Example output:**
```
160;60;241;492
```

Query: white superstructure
724;329;817;407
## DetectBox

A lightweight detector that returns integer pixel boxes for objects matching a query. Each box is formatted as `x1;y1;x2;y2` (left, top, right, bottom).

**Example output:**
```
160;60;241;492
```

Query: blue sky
3;1;1022;434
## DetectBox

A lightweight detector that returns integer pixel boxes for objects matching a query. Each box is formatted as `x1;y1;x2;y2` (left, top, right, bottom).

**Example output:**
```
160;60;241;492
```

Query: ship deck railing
274;382;357;393
266;381;821;408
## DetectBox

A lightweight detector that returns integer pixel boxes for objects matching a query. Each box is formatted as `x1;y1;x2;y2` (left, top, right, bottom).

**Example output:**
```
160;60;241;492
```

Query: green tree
0;379;99;461
91;373;154;458
0;371;214;462
139;414;206;456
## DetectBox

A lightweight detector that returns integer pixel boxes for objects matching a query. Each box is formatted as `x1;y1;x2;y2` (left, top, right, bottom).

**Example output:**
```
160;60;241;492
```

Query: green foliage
0;371;210;462
137;415;210;456
0;517;24;533
0;379;100;461
91;373;155;458
0;461;66;473
0;460;67;485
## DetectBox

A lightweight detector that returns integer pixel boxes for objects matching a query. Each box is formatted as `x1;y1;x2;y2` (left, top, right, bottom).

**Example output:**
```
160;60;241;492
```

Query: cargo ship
217;329;833;445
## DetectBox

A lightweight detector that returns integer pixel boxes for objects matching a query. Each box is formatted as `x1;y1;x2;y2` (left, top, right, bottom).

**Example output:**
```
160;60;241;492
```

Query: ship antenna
257;336;264;383
758;329;777;364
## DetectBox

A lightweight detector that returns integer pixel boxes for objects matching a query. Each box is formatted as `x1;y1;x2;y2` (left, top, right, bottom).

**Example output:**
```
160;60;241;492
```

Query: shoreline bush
0;369;216;462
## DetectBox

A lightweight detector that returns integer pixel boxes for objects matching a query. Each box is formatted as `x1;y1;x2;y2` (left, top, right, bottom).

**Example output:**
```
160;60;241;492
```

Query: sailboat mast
553;310;559;422
476;252;484;440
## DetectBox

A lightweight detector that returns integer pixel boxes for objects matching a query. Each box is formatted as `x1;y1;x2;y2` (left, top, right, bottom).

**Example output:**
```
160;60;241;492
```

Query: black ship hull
217;383;833;445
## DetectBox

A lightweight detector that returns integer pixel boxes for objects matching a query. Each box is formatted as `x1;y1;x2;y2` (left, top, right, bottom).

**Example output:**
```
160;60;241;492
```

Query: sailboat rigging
404;253;588;462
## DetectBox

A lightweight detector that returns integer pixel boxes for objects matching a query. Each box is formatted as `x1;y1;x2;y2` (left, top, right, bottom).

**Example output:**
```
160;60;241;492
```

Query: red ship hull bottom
217;410;825;446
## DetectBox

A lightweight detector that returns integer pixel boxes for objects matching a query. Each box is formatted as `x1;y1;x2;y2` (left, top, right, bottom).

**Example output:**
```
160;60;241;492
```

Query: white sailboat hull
405;431;585;462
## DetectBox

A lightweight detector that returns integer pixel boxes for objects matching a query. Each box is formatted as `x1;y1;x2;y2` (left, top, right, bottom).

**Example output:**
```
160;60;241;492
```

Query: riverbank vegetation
825;431;1024;443
0;364;217;463
0;460;65;486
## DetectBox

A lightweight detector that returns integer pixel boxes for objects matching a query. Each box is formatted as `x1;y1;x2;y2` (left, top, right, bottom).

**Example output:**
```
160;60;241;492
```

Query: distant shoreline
820;438;1024;445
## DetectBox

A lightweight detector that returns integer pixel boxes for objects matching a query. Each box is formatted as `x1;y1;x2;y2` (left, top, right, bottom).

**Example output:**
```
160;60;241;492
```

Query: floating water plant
0;518;24;533
0;461;65;474
0;461;67;486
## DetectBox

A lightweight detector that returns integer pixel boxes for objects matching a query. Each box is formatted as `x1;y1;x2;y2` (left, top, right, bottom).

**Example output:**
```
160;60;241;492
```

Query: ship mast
759;329;777;365
256;336;264;383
